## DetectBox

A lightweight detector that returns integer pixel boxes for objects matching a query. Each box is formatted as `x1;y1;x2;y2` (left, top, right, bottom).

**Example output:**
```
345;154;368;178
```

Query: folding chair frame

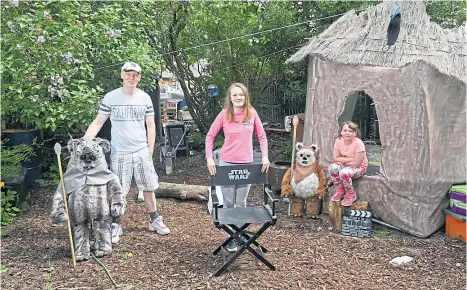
211;182;278;277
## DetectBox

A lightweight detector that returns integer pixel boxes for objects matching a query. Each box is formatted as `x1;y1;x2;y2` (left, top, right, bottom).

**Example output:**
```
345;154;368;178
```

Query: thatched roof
286;1;466;83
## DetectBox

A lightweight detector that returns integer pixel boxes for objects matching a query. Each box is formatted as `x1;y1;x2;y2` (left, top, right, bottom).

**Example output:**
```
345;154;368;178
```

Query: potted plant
1;140;35;203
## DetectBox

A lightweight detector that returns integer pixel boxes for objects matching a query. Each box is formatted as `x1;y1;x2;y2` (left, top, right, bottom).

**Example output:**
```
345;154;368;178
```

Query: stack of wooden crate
161;102;178;122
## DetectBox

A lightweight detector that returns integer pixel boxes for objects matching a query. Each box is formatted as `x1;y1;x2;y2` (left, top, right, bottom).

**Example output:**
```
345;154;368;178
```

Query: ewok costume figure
51;136;125;261
281;143;327;218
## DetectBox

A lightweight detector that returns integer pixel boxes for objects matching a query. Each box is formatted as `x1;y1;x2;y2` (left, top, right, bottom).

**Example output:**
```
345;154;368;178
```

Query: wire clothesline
93;9;365;72
219;42;307;72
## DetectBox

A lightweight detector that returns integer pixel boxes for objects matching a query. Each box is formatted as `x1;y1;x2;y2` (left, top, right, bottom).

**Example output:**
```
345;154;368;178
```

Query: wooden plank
264;127;288;132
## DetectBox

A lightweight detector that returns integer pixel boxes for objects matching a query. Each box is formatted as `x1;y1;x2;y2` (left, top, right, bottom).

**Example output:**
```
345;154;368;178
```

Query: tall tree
425;0;466;29
145;0;308;132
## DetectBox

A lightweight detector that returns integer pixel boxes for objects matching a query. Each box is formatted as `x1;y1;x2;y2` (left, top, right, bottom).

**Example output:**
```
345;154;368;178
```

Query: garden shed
286;1;466;237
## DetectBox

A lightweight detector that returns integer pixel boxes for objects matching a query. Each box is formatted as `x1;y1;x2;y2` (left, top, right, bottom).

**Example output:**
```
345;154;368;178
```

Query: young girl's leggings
328;162;364;193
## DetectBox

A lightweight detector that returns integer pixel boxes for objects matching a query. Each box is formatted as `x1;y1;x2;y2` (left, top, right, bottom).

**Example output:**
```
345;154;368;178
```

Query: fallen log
155;182;209;201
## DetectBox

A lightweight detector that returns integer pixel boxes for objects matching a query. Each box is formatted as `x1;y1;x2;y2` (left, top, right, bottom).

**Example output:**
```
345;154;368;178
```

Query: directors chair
210;163;278;276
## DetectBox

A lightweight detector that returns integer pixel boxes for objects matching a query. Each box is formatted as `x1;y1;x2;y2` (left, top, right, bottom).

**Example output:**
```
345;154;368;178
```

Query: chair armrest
264;187;278;203
211;186;219;220
263;185;278;217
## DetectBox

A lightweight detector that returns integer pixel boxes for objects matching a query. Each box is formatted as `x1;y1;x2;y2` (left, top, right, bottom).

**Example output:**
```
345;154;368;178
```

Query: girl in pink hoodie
205;83;269;252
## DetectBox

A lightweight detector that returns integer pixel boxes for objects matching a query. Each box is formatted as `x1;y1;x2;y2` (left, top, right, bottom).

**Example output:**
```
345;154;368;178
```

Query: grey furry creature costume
50;136;126;261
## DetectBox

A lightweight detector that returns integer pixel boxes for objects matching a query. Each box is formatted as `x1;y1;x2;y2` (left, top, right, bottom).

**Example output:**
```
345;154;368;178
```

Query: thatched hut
286;1;466;237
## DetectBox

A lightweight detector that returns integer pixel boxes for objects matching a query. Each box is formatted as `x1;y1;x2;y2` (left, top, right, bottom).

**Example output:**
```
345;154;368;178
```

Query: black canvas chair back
210;163;278;276
211;163;267;186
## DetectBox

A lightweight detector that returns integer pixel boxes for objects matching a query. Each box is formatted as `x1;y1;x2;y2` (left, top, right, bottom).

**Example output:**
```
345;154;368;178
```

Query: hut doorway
339;91;380;143
339;91;381;175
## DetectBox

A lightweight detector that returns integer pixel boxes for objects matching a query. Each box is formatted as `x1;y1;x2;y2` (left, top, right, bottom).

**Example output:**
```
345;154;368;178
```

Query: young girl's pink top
334;137;368;171
205;109;268;163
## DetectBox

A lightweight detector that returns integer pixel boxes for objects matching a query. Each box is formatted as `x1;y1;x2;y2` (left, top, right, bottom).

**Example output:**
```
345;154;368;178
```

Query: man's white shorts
111;148;159;195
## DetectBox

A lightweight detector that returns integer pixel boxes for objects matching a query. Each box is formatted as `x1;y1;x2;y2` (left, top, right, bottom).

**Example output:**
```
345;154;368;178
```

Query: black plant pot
267;161;290;193
2;129;42;188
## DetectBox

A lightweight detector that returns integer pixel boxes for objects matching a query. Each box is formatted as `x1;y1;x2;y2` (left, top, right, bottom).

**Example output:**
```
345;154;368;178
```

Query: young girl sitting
329;121;368;206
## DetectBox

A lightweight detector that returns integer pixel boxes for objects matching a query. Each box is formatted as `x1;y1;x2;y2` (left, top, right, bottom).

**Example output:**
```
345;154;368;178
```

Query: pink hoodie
205;109;268;163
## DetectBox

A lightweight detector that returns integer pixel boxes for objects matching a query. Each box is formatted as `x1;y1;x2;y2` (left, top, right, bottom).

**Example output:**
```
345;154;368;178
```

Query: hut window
338;91;382;171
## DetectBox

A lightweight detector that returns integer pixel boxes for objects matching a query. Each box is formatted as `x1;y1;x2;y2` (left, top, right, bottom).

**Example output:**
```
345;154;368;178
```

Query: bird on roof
384;7;401;51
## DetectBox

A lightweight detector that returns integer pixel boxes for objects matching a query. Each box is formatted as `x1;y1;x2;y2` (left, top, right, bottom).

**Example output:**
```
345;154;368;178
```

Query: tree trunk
176;76;209;133
155;182;209;201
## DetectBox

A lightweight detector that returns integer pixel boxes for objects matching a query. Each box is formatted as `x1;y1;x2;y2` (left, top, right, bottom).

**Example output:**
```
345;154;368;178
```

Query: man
85;62;170;243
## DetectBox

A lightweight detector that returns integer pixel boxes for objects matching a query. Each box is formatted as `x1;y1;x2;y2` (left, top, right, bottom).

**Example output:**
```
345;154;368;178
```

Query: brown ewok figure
50;136;126;261
281;143;327;218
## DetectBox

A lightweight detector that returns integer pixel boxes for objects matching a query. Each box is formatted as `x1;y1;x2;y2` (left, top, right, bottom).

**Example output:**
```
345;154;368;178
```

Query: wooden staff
54;143;76;267
288;115;299;216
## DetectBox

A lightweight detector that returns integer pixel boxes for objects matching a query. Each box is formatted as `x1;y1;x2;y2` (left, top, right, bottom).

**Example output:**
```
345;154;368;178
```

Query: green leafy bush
37;149;62;186
214;137;224;150
189;131;205;150
189;131;224;150
0;189;20;226
280;140;293;159
1;139;35;178
1;1;160;133
0;140;34;227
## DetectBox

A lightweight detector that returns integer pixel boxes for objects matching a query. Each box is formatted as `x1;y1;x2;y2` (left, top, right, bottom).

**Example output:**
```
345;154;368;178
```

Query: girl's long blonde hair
224;82;253;123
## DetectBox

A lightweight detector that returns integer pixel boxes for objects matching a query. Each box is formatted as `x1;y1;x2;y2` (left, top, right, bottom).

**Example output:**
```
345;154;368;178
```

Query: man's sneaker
137;190;144;202
226;240;237;253
111;223;123;244
148;216;170;235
